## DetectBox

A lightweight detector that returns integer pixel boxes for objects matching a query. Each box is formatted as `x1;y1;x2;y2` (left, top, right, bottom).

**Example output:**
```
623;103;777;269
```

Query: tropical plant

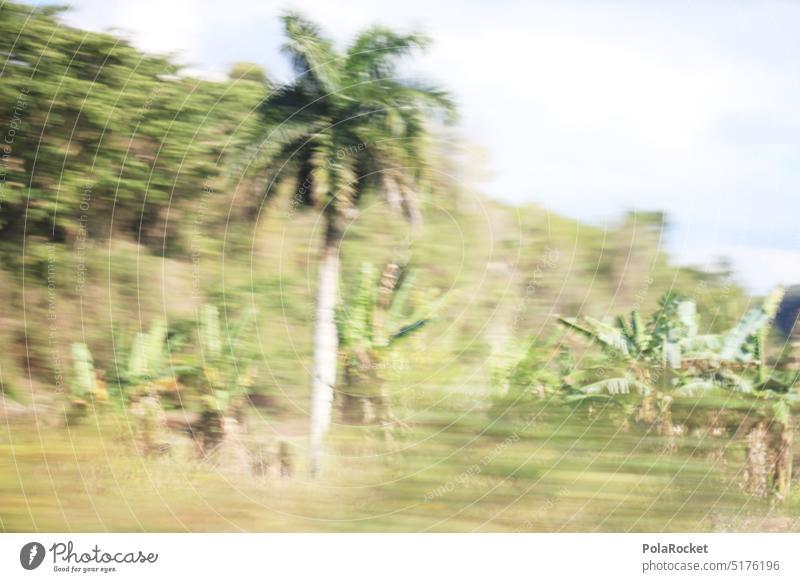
70;343;97;402
557;296;685;434
104;321;176;454
66;342;108;424
337;263;443;426
672;288;797;500
558;290;785;396
194;304;258;453
559;287;798;499
122;321;170;388
490;337;563;400
105;320;184;404
256;13;455;474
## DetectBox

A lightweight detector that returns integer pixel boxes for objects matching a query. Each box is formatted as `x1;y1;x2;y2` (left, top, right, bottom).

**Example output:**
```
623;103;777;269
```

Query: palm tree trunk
309;220;342;476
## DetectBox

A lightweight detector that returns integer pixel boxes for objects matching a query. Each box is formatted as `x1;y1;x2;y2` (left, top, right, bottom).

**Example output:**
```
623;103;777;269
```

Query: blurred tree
228;62;270;85
256;13;455;475
0;2;262;253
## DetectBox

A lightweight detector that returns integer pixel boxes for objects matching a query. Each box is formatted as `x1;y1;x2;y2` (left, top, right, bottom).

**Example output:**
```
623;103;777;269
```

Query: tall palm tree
258;14;454;475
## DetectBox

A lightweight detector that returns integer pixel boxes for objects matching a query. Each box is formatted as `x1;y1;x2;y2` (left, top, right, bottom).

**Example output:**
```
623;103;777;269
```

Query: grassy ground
3;398;797;532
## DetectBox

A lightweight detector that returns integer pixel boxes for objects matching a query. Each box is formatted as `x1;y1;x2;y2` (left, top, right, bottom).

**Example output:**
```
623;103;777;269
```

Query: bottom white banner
0;533;797;581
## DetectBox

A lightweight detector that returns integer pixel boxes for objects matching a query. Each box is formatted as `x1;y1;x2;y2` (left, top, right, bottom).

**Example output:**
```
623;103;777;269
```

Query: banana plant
560;289;788;397
70;342;97;402
669;287;786;393
336;262;446;424
669;288;797;501
668;287;783;371
489;338;535;398
66;342;108;423
557;292;697;371
560;287;797;499
556;295;690;414
490;334;567;403
107;319;185;399
675;288;796;501
196;304;258;420
184;304;259;455
125;320;168;386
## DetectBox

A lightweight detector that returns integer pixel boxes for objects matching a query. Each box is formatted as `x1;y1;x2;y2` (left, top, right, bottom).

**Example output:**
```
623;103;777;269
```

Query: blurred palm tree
257;13;455;475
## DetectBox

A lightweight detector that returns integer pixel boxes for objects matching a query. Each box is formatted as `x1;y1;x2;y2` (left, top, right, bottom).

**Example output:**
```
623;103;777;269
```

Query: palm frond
339;263;378;348
676;300;698;338
127;320;167;382
674;380;717;397
201;305;222;360
71;343;95;398
558;316;630;357
718;370;755;393
385;269;416;334
281;12;343;94
346;28;430;80
579;377;650;396
631;309;651;352
720;287;784;361
662;336;682;369
388;318;430;345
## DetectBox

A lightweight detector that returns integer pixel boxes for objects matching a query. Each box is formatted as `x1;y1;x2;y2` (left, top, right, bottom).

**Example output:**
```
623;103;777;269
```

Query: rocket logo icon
19;542;46;570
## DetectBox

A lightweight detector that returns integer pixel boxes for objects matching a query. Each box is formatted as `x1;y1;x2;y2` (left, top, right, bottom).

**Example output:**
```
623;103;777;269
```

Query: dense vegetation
1;2;798;532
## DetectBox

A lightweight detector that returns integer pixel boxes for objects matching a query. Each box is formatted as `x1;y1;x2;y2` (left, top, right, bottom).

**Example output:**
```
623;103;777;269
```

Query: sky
41;0;800;293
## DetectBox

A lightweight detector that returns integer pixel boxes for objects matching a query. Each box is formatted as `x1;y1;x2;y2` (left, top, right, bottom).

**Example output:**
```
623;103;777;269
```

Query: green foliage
3;0;797;522
558;315;631;357
201;305;223;359
228;62;270;85
337;263;441;355
257;12;455;230
554;288;797;427
98;320;178;398
720;287;784;362
70;343;95;399
0;2;263;248
567;377;651;400
126;320;168;385
491;337;562;402
198;305;258;413
560;288;785;376
339;263;378;350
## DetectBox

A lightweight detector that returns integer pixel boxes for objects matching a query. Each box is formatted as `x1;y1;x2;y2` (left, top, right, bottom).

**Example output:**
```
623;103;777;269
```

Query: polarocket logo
20;542;46;570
